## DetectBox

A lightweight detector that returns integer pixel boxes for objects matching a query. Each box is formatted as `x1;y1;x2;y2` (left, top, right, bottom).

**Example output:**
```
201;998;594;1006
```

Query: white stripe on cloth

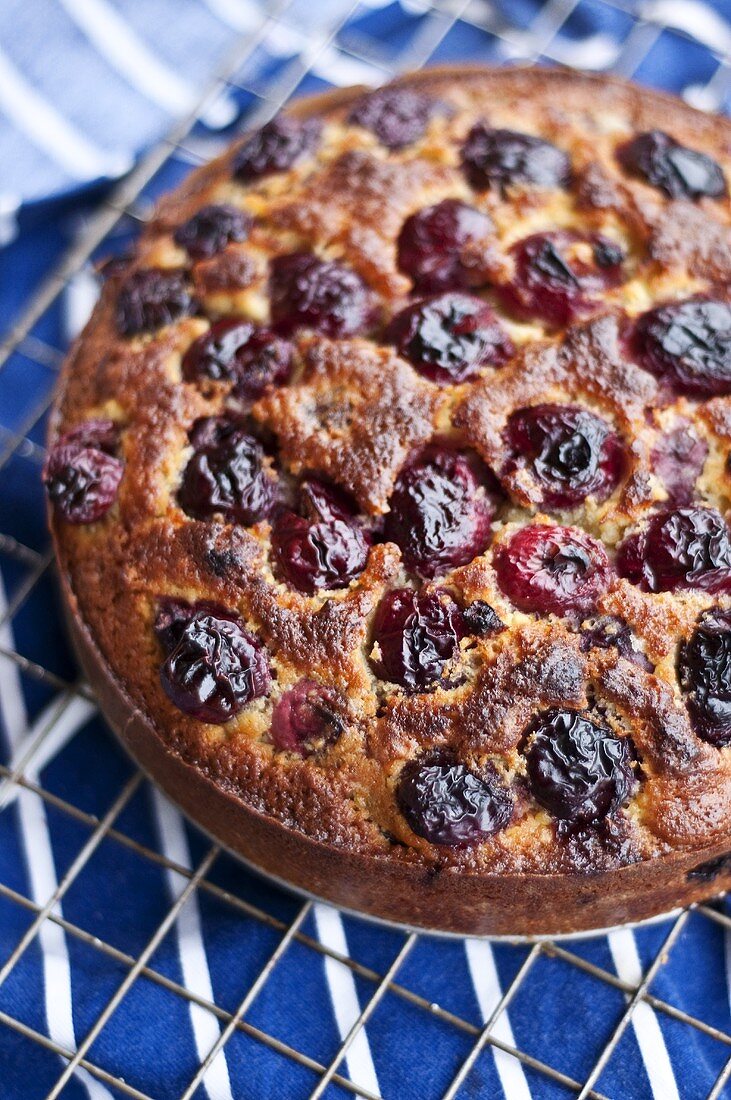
200;0;260;34
57;0;236;128
464;939;532;1100
313;903;380;1097
0;44;127;180
607;928;680;1100
0;575;113;1100
151;789;234;1100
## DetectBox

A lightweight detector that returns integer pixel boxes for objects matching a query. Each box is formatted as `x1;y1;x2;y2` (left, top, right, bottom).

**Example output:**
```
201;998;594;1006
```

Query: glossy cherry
44;419;123;524
159;607;270;723
523;708;635;827
617;507;731;594
494;524;612;616
178;417;276;525
501;403;624;510
397;756;513;846
370;587;463;693
651;421;708;506
269;252;374;337
182;319;292;400
271;480;370;594
617;130;726;200
678;608;731;746
634;298;731;397
497;231;625;326
384;447;497;578
388;291;514;384
396;199;493;293
460;125;570;193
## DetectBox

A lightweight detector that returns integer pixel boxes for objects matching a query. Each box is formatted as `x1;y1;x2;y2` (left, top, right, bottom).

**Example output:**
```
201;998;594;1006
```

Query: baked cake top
46;67;731;877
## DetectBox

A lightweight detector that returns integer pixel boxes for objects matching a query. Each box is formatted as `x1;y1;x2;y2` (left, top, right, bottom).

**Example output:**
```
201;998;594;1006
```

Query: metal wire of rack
2;1;731;1097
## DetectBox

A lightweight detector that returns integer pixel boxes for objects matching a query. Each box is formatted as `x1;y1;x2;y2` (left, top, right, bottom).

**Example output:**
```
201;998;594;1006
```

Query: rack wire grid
2;1;731;1098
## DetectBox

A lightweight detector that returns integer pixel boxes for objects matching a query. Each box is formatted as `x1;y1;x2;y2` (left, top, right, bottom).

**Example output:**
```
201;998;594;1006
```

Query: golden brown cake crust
47;66;731;935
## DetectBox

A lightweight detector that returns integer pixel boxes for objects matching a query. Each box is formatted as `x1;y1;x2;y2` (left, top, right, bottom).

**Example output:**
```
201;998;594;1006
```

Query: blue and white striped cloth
4;2;731;1097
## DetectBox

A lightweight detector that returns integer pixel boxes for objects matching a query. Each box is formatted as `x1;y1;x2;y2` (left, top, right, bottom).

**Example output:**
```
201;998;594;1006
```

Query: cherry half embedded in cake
678;608;731;747
269;252;375;337
348;87;441;149
494;524;612;616
173;204;251;260
617;507;731;594
232;115;322;182
523;708;635;828
178;417;276;525
384;447;498;578
579;615;653;671
633;298;731;397
501;403;625;510
159;606;270;723
460;125;571;193
182;319;292;400
370;587;463;693
271;480;370;594
617;130;727;200
497;232;625;326
270;679;344;755
651;420;708;506
397;756;513;846
397;199;494;293
44;420;123;524
388;291;515;384
116;268;195;336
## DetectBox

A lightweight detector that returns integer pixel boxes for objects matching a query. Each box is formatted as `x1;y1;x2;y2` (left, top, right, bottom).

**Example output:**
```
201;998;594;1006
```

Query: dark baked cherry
462;600;504;637
271;480;370;594
501;403;624;509
384;448;497;578
579;615;653;671
348;87;440;149
60;418;119;454
233;115;321;182
497;232;625;326
617;130;726;200
388;292;515;384
494;524;611;616
44;441;123;524
270;679;344;755
160;609;270;723
460;124;570;193
634;298;731;397
678;608;731;746
116;268;195;336
269;252;374;337
651;421;708;506
523;708;635;827
173;204;251;260
397;756;513;846
370;587;463;693
397;200;493;293
617;507;731;594
182;319;292;400
178;417;275;525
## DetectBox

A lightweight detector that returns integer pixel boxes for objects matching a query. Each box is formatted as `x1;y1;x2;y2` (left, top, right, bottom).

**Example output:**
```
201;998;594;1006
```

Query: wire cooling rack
3;2;731;1098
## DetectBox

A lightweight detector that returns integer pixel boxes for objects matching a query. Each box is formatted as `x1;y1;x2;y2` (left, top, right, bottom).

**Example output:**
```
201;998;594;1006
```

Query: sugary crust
48;66;731;935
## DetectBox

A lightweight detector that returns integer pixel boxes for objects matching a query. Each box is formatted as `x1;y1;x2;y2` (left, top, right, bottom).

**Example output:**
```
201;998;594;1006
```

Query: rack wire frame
2;1;731;1096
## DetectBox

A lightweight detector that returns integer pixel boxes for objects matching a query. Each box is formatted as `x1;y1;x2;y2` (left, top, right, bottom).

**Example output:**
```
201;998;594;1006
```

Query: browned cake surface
47;67;731;934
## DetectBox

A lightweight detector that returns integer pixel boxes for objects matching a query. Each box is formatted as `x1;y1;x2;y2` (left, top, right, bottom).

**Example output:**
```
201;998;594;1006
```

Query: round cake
46;66;731;936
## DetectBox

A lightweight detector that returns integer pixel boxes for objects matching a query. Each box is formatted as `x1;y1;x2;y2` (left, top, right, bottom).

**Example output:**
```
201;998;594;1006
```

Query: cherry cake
47;67;731;935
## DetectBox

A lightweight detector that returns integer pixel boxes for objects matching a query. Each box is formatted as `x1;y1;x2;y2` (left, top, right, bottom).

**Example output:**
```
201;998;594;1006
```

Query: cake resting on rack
45;67;731;935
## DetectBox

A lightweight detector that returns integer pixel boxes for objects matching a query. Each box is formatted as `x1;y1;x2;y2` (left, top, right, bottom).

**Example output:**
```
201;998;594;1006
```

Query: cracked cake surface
46;66;731;935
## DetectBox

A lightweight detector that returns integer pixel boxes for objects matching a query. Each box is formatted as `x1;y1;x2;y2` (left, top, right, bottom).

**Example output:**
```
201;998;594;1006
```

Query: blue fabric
3;3;731;1098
